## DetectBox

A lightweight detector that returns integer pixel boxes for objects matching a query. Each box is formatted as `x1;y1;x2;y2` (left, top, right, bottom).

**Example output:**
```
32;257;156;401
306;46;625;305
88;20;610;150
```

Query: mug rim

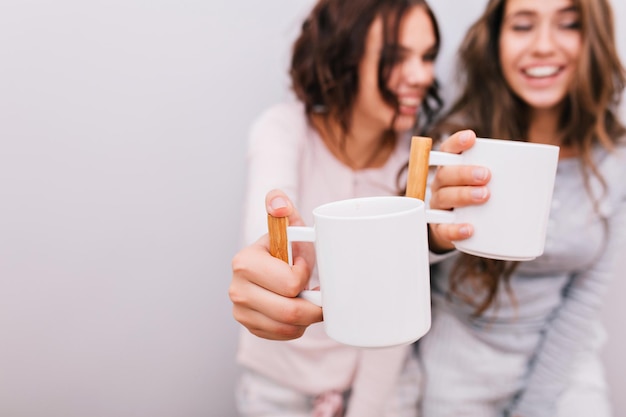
475;137;560;151
313;196;424;220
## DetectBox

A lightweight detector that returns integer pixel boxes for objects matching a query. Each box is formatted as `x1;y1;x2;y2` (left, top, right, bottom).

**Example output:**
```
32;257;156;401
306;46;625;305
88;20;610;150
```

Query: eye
423;52;437;62
558;10;581;30
505;15;534;32
397;51;411;63
381;46;405;66
559;20;581;30
392;50;415;68
511;23;533;32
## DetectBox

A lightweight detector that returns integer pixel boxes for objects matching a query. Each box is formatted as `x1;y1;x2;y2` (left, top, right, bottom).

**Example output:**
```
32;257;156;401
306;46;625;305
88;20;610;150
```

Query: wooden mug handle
406;136;432;200
267;214;289;263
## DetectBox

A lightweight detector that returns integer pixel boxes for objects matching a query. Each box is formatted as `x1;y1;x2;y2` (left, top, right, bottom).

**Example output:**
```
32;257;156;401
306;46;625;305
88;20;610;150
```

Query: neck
312;112;395;170
528;106;578;159
528;107;560;145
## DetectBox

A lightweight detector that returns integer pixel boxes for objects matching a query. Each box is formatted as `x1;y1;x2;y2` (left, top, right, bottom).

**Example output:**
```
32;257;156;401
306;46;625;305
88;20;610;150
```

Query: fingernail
472;167;488;181
459;225;472;237
270;197;288;210
471;187;487;200
459;130;472;145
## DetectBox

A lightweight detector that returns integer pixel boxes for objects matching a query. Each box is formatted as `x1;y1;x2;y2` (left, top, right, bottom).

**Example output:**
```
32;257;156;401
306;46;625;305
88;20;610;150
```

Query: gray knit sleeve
508;162;626;417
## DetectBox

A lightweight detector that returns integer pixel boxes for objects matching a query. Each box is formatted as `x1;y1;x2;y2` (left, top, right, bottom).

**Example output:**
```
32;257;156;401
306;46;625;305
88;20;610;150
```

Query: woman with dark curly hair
229;0;472;415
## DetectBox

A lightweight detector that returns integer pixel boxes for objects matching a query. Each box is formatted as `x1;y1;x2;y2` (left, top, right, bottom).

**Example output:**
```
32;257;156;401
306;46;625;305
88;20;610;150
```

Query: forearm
242;106;302;244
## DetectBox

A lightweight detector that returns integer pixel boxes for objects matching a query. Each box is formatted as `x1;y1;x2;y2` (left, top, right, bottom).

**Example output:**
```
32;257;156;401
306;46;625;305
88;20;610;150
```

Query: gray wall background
0;1;623;416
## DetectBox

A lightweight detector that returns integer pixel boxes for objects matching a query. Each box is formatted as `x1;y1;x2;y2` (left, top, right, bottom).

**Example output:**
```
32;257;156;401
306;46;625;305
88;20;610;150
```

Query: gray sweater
430;143;626;417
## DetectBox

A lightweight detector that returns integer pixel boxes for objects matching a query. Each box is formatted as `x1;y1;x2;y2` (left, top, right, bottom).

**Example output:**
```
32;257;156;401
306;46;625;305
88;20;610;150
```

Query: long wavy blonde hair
433;0;626;316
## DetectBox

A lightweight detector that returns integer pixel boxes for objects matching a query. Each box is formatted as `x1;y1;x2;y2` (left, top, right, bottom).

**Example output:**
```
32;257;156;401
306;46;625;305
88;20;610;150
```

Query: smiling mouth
523;66;561;78
399;97;420;106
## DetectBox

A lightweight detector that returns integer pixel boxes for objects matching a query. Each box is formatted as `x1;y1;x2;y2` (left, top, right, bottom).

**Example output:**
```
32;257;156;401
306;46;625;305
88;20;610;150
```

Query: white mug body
429;138;559;261
289;196;432;348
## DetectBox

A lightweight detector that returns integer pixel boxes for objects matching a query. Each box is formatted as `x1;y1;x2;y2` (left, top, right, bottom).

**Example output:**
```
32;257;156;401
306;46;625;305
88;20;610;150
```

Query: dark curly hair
290;0;443;141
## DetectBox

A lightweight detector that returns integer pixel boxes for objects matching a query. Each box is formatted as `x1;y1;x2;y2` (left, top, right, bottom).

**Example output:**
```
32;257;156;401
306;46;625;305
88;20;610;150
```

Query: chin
525;98;565;111
393;115;417;133
518;90;568;111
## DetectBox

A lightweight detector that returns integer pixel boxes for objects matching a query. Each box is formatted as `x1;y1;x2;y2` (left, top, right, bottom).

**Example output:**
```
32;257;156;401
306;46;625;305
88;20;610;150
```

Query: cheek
424;64;436;86
498;33;524;63
563;38;582;61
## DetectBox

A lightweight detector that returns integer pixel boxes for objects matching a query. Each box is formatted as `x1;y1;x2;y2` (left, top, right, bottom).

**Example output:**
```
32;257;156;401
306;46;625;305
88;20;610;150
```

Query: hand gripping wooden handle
267;214;289;263
406;136;432;200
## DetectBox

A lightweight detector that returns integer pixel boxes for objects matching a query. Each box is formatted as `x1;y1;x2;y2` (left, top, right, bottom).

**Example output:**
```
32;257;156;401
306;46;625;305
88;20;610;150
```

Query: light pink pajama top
236;101;413;415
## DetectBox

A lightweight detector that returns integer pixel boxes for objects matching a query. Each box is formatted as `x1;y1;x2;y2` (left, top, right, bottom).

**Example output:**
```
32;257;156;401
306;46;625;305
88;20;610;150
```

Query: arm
230;105;322;340
242;104;304;245
508;190;626;417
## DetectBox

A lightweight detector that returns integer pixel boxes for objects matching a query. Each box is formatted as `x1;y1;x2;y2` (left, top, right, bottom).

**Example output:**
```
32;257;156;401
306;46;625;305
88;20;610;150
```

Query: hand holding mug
427;132;559;260
229;190;322;340
428;130;491;252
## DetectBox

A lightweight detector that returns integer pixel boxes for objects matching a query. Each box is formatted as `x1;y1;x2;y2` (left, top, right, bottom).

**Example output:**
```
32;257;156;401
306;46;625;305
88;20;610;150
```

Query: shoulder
247;101;309;150
246;101;310;155
614;134;626;155
250;101;308;137
248;101;311;155
611;142;626;193
596;140;626;207
602;138;626;167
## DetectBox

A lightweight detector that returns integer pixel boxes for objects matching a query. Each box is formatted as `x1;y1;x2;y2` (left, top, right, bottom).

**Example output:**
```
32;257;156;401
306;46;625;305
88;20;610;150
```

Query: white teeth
525;66;559;78
399;98;419;106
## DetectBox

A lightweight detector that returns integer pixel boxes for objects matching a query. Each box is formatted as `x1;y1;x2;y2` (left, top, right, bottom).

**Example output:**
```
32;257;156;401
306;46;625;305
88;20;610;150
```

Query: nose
402;55;433;86
532;23;557;55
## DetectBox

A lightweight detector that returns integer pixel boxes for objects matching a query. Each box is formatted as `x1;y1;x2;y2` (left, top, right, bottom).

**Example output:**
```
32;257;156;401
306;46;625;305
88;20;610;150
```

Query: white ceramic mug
428;138;559;261
284;196;453;348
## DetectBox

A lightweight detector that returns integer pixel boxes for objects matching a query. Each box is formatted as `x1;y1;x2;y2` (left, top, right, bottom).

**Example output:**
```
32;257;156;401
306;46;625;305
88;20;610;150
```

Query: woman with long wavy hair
422;0;626;416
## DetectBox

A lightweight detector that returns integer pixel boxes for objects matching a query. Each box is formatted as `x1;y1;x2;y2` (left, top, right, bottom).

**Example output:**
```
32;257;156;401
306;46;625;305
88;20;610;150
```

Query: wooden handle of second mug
406;136;432;200
267;214;289;263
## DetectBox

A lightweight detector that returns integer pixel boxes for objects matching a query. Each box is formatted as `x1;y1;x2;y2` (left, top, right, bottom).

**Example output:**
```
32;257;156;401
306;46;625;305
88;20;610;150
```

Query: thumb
265;189;314;266
265;189;305;227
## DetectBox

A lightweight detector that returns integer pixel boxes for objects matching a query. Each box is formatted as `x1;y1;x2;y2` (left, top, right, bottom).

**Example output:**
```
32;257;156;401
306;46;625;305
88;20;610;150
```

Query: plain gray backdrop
0;1;624;416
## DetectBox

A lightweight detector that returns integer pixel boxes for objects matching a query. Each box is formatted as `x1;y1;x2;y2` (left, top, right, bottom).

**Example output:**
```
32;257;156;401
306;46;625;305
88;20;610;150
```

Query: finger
431;165;491;190
438;130;476;154
246;290;323;328
264;190;316;266
232;302;319;340
231;238;313;298
230;263;322;327
265;189;306;227
430;185;490;210
429;223;474;252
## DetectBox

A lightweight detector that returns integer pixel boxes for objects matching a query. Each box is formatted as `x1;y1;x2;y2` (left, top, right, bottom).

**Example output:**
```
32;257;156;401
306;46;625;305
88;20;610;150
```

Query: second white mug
429;138;559;261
